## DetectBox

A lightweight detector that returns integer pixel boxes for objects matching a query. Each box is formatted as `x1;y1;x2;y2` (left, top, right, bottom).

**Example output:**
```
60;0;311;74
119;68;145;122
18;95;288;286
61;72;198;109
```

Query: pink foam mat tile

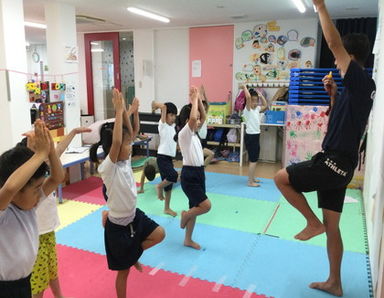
46;244;271;298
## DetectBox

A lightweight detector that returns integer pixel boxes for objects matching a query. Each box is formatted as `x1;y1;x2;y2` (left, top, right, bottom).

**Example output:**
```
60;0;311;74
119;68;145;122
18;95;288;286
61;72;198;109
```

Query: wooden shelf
207;141;241;148
208;123;241;128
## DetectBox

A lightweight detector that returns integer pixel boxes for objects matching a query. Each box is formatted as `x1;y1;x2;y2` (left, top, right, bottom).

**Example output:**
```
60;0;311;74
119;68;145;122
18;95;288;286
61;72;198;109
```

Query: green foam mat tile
137;186;277;235
132;157;151;168
267;189;366;253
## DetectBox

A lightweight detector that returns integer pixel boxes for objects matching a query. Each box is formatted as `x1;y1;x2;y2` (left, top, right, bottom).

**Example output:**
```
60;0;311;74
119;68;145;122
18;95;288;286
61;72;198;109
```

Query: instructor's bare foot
134;262;143;272
156;185;165;201
248;181;260;187
309;280;343;297
180;211;188;229
184;240;201;250
295;223;325;241
164;208;177;217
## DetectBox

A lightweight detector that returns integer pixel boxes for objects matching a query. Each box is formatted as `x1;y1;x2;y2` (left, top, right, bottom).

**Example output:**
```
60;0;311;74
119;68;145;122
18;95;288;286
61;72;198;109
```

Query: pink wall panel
189;25;234;102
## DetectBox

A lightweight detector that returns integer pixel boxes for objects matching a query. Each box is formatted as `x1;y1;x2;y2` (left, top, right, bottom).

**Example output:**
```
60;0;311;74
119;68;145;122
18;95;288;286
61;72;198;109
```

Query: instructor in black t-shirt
274;0;375;296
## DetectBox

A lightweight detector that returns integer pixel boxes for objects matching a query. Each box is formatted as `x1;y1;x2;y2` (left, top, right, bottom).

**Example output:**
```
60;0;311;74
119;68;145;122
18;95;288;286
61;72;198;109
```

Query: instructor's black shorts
286;151;354;213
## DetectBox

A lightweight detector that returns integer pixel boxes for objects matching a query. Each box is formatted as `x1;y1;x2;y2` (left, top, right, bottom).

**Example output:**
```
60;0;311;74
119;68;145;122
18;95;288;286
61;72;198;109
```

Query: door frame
84;32;121;115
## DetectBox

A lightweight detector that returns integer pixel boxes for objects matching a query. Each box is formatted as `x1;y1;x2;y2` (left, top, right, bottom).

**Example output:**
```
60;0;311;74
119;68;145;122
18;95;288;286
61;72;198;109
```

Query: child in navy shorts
177;87;212;250
151;101;179;217
90;90;165;297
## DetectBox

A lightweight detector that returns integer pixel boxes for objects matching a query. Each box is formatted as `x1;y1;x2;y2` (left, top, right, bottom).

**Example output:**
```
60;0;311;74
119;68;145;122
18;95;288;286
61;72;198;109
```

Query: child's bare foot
180;211;188;229
295;223;325;241
248;181;260;187
156;185;165;200
134;262;143;272
254;178;261;183
102;210;108;227
309;280;343;297
184;240;201;250
164;208;177;217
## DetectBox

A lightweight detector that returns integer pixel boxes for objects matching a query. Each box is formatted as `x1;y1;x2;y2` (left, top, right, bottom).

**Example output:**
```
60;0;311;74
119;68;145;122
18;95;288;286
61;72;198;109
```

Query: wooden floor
174;160;282;179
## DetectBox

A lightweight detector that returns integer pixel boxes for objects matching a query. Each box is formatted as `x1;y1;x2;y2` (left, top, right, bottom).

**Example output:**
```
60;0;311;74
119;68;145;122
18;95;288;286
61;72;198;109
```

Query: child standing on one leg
90;90;165;298
178;87;211;250
0;120;64;298
24;127;90;298
151;101;178;217
274;0;375;296
242;84;268;187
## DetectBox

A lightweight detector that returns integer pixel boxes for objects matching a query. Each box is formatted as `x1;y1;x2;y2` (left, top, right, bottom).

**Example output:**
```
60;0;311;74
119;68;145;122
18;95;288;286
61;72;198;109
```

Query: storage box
265;110;285;124
207;102;231;125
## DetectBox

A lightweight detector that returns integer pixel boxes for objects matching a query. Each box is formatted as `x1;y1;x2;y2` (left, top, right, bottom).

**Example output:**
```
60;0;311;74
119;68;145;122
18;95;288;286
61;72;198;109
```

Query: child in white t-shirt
0;120;64;298
90;89;165;298
242;84;268;187
177;87;212;250
151;101;178;217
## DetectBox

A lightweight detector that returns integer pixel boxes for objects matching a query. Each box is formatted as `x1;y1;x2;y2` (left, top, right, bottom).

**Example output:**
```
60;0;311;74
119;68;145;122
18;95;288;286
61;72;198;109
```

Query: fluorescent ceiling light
292;0;306;13
90;42;99;46
91;49;104;53
25;41;30;47
127;7;170;23
24;21;47;29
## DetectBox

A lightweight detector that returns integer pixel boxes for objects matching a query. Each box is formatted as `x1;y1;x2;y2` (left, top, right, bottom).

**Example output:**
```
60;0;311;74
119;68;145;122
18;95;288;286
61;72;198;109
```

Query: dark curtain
319;17;377;68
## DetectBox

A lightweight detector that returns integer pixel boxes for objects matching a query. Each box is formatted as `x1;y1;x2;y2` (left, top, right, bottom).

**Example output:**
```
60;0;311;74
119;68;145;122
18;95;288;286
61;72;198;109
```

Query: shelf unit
207;123;245;165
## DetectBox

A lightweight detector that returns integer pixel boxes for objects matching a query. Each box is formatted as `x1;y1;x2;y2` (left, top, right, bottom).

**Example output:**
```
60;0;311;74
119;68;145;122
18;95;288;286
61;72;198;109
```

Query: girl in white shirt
242;84;268;187
177;87;212;250
151;101;178;217
90;89;165;298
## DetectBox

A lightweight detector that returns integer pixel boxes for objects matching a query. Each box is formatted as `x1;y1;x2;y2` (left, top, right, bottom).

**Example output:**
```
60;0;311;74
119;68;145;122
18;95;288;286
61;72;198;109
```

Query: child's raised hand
112;89;124;112
312;0;325;8
131;97;140;112
32;120;51;159
189;86;199;103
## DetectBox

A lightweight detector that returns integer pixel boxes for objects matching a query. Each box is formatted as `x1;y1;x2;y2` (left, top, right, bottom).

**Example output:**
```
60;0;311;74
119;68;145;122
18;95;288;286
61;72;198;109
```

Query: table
57;136;152;203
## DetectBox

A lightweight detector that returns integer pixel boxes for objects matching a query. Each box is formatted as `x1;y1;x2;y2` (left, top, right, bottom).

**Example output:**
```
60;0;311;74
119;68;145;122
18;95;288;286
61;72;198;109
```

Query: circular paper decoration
288;49;302;61
287;29;299;41
277;35;288;46
235;37;244;49
260;53;272;64
268;35;277;43
235;72;246;81
241;30;253;42
300;37;316;47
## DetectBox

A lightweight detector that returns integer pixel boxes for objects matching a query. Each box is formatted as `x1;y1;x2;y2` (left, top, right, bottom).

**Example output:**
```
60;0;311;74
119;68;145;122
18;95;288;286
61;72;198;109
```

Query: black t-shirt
322;61;375;168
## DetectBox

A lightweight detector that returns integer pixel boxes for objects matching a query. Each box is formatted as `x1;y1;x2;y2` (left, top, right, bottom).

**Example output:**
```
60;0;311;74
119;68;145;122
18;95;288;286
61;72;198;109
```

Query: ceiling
23;0;378;44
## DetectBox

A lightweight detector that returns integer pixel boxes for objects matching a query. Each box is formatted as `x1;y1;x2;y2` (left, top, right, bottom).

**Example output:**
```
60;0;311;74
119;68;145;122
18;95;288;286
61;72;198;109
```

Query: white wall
364;0;384;295
133;29;155;112
154;28;189;111
77;32;88;114
0;0;31;153
26;44;49;77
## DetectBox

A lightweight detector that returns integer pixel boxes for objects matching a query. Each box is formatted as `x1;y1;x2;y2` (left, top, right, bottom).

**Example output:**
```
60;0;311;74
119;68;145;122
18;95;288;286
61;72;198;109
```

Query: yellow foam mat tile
56;199;102;232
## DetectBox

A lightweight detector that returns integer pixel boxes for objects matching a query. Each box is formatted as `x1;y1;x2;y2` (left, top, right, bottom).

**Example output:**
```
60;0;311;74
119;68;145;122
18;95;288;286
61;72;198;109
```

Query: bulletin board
233;19;318;84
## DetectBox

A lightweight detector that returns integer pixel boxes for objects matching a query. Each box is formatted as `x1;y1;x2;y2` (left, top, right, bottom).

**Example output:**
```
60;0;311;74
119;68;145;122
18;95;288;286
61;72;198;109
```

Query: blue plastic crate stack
288;68;373;106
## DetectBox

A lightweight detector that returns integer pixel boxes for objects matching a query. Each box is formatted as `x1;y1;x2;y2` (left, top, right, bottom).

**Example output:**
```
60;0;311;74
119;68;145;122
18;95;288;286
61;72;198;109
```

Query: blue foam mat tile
204;172;281;202
150;172;280;202
140;218;258;283
235;234;370;298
